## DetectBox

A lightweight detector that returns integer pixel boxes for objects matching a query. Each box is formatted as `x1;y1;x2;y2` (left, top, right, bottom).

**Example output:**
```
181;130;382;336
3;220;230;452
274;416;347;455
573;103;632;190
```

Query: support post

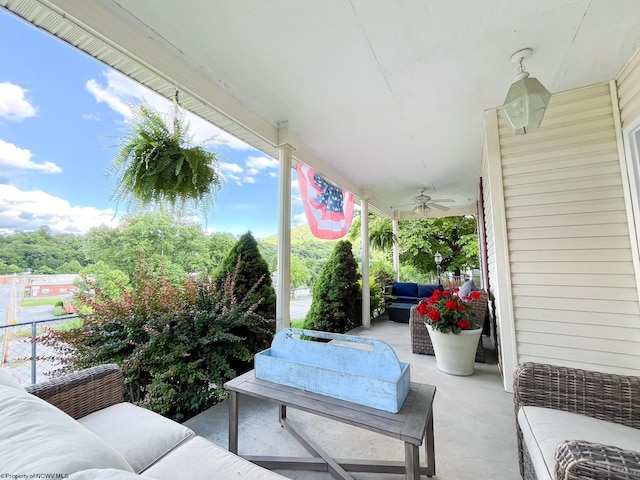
276;141;293;332
361;198;370;328
392;218;400;281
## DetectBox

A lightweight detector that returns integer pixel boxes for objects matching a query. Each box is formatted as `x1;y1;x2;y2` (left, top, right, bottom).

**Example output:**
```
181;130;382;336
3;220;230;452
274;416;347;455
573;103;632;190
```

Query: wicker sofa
409;288;489;363
0;364;288;479
513;362;640;480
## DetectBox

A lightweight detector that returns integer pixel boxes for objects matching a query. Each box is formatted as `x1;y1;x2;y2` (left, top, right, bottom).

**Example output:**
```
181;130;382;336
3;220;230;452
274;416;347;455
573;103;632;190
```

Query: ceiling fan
397;189;455;215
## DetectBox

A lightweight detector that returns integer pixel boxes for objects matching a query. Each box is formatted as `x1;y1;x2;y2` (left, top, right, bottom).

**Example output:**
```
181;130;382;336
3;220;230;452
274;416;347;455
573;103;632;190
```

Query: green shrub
54;300;64;307
40;257;274;422
217;232;277;346
303;240;361;334
51;305;67;316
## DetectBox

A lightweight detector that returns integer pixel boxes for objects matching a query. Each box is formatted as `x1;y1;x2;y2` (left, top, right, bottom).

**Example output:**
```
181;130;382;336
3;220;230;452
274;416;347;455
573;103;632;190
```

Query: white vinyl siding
618;49;640;128
496;83;640;375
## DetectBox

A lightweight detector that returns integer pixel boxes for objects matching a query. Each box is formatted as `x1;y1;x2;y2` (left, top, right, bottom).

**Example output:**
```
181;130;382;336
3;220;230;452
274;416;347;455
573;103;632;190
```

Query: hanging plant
107;100;222;215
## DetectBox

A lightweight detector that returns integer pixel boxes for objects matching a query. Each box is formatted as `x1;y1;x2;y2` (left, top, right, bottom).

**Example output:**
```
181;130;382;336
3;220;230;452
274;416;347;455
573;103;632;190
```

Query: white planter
426;324;482;376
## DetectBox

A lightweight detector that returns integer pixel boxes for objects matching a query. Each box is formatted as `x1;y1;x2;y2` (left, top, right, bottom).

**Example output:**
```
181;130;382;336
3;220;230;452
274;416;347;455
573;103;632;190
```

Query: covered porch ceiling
4;0;640;220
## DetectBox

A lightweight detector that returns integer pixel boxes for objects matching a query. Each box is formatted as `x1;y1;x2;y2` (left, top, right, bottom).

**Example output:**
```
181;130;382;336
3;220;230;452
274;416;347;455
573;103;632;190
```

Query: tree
399;216;478;277
217;232;276;322
289;254;311;288
208;233;236;268
303;240;361;334
83;212;211;281
78;261;131;299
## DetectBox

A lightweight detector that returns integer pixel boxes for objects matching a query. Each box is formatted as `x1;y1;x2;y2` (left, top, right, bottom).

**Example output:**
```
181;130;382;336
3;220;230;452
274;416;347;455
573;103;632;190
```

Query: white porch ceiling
3;0;640;219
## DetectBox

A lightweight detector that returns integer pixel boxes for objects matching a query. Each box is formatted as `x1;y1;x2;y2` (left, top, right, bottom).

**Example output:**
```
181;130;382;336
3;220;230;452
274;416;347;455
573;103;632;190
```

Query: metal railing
0;316;79;385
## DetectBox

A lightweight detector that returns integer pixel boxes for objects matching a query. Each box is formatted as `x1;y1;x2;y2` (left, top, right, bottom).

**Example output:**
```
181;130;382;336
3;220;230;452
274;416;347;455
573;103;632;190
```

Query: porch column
392;217;400;281
276;126;293;332
361;197;371;328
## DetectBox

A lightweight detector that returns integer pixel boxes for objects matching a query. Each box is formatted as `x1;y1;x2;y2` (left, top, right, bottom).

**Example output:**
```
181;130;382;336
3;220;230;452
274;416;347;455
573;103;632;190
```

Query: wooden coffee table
224;370;436;480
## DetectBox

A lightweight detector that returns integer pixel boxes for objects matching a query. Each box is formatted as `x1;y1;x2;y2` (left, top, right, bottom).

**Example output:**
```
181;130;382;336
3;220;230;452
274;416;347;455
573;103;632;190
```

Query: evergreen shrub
303;240;361;334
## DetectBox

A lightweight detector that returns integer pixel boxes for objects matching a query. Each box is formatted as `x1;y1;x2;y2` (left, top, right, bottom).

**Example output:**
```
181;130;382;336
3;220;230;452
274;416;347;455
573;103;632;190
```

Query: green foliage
41;257;274;422
218;232;276;321
107;102;222;215
399;216;479;276
54;300;64;307
208;233;236;270
51;305;67;316
0;228;87;272
289;254;311;288
83;212;211;282
77;261;131;299
260;226;337;286
56;259;83;274
303;240;361;334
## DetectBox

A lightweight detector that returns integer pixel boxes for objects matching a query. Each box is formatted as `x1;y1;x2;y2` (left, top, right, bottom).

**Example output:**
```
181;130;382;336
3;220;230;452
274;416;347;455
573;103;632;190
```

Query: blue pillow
393;282;418;297
458;279;477;298
417;284;442;298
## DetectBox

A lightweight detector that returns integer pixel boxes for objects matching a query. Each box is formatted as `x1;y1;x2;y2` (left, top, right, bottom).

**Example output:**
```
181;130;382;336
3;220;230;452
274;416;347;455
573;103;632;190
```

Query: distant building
25;274;80;297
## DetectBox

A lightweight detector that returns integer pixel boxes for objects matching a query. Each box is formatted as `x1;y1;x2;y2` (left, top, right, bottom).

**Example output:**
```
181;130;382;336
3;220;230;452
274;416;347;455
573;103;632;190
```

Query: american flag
297;162;354;240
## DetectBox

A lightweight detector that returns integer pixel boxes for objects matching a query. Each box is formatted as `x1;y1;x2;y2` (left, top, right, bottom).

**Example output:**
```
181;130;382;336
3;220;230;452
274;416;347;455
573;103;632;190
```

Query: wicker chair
513;362;640;480
409;289;488;363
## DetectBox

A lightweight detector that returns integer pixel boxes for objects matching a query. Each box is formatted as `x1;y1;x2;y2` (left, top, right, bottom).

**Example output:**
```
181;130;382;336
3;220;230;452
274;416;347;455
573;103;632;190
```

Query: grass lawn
21;298;60;307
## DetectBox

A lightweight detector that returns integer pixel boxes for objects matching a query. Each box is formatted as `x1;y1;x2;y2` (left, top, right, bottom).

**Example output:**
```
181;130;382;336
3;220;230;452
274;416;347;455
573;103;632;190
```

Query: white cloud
243;176;256;184
0;139;62;174
82;113;100;121
220;163;243;174
246;168;260;175
0;185;119;235
268;172;278;177
246;156;278;170
292;212;308;226
0;82;37;121
86;70;255;150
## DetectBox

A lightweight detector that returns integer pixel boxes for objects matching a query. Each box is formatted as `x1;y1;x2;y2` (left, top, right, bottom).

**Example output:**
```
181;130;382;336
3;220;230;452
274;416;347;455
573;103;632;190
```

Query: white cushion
0;368;24;389
0;384;133;475
143;436;290;480
70;469;158;479
518;406;640;480
78;403;194;473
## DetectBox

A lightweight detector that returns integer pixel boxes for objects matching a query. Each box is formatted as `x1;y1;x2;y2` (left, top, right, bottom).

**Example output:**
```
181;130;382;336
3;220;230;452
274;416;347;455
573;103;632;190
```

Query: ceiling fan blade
430;199;455;203
430;203;450;211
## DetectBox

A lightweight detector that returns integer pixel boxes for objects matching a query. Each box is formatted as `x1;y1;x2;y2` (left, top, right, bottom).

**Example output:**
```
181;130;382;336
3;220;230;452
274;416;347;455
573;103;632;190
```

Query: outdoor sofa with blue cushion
385;282;443;304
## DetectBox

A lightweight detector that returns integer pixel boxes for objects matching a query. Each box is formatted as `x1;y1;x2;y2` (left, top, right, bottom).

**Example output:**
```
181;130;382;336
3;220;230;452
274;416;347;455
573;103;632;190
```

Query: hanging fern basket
108;102;222;215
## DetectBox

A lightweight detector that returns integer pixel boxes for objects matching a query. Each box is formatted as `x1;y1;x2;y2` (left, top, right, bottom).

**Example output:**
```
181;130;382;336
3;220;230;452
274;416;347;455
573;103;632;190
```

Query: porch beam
361;198;371;328
276;125;293;332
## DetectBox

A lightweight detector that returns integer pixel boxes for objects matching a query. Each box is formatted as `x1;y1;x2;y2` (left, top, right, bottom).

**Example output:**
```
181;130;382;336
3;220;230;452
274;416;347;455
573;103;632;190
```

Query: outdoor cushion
143;436;290;480
417;284;442;298
0;384;133;475
78;402;194;473
518;405;640;480
0;368;24;389
458;279;477;298
392;282;418;297
394;295;421;304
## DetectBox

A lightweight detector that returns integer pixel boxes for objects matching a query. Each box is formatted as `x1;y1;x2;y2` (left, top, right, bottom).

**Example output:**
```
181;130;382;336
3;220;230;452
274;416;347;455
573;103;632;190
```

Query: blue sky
0;10;307;238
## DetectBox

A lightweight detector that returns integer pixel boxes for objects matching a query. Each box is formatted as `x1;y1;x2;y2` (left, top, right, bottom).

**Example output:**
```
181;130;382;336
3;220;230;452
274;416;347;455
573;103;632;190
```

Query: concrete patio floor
185;316;520;479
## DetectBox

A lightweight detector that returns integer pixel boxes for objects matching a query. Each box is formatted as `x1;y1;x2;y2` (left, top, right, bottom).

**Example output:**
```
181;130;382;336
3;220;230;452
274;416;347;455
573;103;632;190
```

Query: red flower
445;300;458;310
469;290;481;300
431;289;442;300
458;304;466;311
428;309;440;321
457;320;471;330
417;300;429;316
